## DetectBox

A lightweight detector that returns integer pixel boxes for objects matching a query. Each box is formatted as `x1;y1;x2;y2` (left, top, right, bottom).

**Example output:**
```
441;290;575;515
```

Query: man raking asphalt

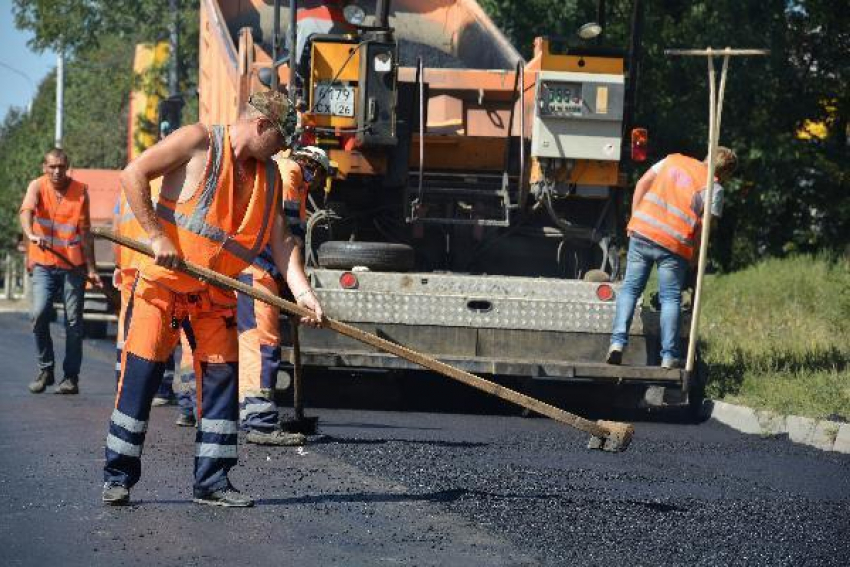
96;227;636;453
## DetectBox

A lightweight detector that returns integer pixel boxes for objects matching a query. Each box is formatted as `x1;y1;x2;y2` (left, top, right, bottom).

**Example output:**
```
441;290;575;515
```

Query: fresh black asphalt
0;311;848;566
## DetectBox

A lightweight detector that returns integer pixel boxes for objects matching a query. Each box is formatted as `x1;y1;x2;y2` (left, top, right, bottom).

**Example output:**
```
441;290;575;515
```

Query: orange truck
199;0;703;413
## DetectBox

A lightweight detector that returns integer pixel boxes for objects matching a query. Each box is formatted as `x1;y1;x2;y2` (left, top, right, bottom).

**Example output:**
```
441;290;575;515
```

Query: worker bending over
607;147;736;368
238;146;330;446
102;91;324;508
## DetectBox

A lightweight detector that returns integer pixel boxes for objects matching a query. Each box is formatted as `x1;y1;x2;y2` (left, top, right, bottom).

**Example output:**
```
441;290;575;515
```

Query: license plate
313;83;355;117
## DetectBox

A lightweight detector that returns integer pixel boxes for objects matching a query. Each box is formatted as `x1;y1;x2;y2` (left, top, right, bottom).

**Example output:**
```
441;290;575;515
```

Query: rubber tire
318;241;415;272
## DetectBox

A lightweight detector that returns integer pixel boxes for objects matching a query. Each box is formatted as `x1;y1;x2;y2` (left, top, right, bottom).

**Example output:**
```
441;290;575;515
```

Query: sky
0;3;57;120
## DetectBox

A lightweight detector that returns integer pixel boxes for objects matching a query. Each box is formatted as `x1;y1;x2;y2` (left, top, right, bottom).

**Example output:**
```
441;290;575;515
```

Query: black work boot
55;376;79;395
193;484;254;508
102;482;130;506
28;369;55;393
175;413;196;427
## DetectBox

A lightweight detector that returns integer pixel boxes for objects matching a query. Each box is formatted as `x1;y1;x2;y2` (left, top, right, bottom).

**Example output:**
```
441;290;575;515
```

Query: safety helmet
293;146;331;175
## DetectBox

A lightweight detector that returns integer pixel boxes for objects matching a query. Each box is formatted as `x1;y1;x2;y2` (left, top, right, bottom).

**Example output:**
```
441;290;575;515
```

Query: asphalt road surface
1;311;848;566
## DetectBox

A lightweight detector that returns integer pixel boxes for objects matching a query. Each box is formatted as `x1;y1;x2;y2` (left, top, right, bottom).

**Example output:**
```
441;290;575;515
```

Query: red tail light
596;284;615;302
339;271;359;289
631;127;648;162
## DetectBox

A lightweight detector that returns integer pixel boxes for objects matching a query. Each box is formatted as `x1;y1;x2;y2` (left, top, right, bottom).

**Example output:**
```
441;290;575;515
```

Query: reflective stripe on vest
142;125;280;293
29;177;86;269
627;154;705;260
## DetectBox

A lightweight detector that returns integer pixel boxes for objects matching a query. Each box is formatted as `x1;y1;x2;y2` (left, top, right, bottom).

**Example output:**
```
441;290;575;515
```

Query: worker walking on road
238;146;330;446
19;148;101;395
606;147;737;368
102;91;324;508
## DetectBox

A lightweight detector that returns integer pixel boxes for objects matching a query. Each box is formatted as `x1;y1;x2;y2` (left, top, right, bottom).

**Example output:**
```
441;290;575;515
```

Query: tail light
631;127;648;162
596;283;615;302
339;271;359;289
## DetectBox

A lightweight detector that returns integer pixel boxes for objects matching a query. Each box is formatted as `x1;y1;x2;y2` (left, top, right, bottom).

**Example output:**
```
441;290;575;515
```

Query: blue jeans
30;265;85;377
610;236;689;361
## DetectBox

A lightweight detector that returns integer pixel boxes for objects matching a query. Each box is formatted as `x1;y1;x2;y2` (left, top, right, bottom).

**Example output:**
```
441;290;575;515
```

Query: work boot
102;482;130;506
246;429;306;447
661;357;682;369
28;369;55;393
55;377;79;395
606;344;623;365
193;485;254;508
152;394;175;407
175;413;196;427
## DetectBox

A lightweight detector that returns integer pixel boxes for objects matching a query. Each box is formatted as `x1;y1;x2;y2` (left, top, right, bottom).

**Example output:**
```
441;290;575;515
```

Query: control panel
538;82;584;117
531;71;625;161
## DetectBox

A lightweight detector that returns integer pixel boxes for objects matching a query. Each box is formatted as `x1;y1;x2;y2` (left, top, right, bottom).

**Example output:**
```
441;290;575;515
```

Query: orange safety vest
251;158;308;275
627;154;707;260
28;176;87;270
140;125;280;304
114;179;164;289
280;158;308;228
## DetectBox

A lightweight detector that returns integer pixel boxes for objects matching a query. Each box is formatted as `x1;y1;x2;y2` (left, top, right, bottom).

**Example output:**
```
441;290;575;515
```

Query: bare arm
18;180;41;245
631;168;657;214
269;210;324;326
119;123;208;267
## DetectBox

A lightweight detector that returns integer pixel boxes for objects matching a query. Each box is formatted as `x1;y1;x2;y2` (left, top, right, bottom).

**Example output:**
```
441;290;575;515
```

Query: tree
481;0;849;268
0;1;199;251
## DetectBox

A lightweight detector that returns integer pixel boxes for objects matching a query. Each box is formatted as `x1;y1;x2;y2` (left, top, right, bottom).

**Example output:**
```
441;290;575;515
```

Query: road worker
238;146;331;446
113;191;197;421
102;91;324;508
19;148;101;395
606;147;737;369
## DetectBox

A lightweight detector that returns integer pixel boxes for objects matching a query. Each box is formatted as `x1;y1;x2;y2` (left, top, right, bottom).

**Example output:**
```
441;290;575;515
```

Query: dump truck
198;0;704;412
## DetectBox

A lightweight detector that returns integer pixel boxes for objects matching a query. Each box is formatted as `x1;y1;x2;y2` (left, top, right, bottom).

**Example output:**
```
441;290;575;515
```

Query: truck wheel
84;320;108;340
318;241;415;272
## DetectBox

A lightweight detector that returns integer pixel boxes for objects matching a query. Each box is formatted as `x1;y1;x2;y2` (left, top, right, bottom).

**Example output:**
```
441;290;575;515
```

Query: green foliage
0;36;134;249
701;255;850;418
480;0;849;268
0;1;199;251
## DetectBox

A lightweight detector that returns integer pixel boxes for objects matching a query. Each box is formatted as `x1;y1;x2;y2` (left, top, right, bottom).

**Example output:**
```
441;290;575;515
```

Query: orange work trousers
104;277;239;495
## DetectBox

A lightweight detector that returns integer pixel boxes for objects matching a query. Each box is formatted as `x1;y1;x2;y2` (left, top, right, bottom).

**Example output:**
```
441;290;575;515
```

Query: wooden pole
663;47;768;375
289;316;305;421
93;227;629;445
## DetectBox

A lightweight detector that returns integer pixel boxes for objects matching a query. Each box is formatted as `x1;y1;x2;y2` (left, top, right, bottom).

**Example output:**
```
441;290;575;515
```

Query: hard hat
293;146;331;175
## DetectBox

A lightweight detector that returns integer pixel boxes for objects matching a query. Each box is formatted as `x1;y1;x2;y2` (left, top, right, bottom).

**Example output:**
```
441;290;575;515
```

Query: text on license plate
314;84;355;117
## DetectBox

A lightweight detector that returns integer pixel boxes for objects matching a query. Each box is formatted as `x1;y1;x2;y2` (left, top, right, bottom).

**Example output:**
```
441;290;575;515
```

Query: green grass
699;255;850;420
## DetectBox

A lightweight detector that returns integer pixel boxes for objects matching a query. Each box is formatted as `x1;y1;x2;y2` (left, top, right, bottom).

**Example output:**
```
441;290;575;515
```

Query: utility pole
55;50;64;148
168;0;180;97
159;0;184;138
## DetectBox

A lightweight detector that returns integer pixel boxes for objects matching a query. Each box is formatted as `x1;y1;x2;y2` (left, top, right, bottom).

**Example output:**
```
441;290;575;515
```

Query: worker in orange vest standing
606;147;737;368
19;148;102;395
102;91;324;508
238;146;331;446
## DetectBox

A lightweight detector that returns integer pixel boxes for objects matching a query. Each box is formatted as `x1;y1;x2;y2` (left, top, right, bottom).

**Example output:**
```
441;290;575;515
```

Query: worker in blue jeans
607;148;736;368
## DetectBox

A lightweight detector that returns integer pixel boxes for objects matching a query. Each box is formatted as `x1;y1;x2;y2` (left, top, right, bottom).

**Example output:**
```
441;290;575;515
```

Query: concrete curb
709;400;849;454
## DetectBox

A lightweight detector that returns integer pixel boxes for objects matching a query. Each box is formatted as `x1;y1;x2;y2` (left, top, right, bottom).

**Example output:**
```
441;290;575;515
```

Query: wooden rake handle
94;227;621;442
